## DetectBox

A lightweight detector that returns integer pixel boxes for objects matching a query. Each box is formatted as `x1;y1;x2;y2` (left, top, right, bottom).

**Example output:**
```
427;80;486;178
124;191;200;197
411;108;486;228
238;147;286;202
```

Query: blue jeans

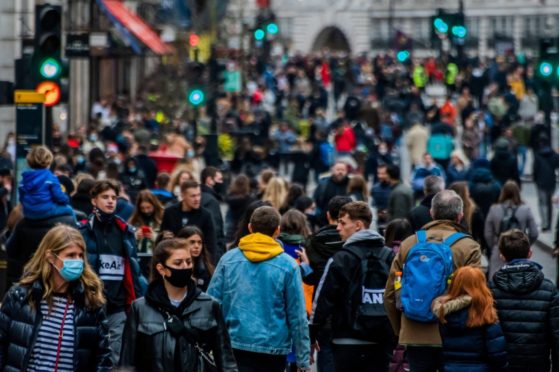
517;145;527;175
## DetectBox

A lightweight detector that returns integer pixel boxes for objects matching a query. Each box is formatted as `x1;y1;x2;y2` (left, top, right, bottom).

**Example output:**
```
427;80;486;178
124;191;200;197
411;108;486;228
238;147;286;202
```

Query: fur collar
432;295;472;317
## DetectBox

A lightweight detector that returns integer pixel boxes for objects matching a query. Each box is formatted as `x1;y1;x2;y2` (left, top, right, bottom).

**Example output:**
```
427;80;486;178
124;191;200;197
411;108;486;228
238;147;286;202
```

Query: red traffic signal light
36;81;61;107
189;34;200;47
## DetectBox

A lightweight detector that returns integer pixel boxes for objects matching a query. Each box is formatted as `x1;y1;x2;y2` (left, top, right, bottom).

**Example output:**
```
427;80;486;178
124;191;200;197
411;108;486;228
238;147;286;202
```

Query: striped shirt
28;296;75;372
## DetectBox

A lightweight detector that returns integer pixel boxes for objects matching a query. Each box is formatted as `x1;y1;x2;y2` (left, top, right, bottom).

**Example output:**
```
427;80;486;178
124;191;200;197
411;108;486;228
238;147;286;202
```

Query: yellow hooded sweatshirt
238;233;284;262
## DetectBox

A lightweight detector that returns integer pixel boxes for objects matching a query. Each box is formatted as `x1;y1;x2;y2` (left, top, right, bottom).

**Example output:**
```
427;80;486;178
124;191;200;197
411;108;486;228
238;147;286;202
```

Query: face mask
94;208;115;224
187;149;195;158
141;212;153;219
128;167;137;173
53;255;84;282
89;134;98;142
163;265;192;288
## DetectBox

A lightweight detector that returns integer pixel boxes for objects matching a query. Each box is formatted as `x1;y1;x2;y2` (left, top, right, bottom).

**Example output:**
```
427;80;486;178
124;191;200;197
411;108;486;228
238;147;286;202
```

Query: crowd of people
0;50;558;372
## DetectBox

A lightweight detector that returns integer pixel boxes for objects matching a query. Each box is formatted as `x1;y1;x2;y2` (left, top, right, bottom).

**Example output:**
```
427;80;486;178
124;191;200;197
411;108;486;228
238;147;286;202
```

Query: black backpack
499;205;521;234
343;245;394;342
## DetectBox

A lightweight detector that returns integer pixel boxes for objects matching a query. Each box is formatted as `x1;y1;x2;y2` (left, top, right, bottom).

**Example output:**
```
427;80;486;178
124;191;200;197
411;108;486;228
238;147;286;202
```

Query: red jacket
335;126;356;152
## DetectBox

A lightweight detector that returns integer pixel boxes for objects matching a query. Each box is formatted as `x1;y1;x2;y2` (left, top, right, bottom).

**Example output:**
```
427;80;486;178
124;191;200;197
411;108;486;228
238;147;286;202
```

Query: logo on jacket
98;254;125;281
362;287;384;304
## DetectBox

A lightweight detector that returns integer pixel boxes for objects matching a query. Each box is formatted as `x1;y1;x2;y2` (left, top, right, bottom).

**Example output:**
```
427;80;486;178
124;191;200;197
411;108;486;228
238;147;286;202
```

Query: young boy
490;229;559;372
18;146;75;220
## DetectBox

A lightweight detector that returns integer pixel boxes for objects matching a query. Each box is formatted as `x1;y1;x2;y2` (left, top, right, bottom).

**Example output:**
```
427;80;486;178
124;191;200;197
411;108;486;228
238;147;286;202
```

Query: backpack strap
416;230;427;243
443;232;468;246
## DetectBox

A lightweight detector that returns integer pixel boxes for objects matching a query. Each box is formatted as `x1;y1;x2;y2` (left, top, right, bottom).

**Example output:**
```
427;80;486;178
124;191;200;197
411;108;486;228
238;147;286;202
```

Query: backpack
319;142;335;168
499;205;521;234
400;230;467;322
427;134;453;160
344;245;394;342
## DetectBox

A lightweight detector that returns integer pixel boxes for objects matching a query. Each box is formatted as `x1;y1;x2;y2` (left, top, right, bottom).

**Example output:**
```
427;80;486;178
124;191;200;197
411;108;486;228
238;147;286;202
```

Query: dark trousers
537;187;554;230
233;349;286;372
317;331;335;372
332;343;391;372
406;346;444;372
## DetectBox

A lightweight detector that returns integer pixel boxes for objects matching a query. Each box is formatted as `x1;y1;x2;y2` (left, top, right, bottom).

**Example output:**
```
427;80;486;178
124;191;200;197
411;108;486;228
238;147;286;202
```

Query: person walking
177;226;215;292
119;238;237;371
128;189;164;254
78;180;148;364
207;206;310;372
532;135;559;231
484;180;538;277
384;190;482;372
432;266;508;372
386;165;414;221
490;229;559;372
160;180;218;262
407;176;445;231
314;162;350;226
0;225;112;371
200;166;226;260
310;201;395;371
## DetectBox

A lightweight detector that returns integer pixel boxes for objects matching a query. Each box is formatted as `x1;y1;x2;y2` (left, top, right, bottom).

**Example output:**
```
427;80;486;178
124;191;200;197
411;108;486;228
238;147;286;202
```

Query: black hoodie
490;260;559;372
305;224;344;286
533;147;559;191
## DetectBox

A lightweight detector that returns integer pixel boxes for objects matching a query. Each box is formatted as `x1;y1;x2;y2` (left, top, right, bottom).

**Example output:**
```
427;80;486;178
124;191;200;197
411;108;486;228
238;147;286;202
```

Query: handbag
164;313;217;372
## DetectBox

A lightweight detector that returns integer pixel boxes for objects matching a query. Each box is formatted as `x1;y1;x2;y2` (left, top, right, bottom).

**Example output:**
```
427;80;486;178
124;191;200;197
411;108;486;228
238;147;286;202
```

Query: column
478;16;489;60
513;15;523;55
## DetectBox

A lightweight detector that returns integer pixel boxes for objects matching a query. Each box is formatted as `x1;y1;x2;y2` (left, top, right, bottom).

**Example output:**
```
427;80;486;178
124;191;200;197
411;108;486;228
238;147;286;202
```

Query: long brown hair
498;180;523;205
228;174;251;197
20;225;105;310
280;209;311;238
347;175;369;202
437;266;497;327
129;190;164;227
150;238;189;283
177;226;215;276
449;182;476;233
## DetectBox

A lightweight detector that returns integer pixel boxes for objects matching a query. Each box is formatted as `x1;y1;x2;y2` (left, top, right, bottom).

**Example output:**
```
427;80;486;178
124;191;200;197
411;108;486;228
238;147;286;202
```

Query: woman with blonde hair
262;176;288;210
432;266;508;372
0;225;111;371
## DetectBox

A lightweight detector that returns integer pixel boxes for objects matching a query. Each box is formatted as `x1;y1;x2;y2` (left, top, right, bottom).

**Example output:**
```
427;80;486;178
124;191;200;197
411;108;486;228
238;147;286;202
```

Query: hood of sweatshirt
238;233;284;262
343;229;385;247
20;169;51;193
492;259;544;294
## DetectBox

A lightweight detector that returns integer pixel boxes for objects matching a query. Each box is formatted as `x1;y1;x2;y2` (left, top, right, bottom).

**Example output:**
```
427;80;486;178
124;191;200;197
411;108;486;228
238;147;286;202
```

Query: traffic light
189;33;200;48
33;4;62;106
431;9;467;47
395;31;411;64
187;87;205;106
535;38;559;83
433;16;449;34
266;22;279;35
254;28;265;41
450;12;467;45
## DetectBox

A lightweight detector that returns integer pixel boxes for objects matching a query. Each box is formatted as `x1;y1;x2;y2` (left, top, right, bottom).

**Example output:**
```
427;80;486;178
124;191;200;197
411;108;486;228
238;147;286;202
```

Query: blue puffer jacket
433;295;508;372
78;215;148;307
18;168;69;216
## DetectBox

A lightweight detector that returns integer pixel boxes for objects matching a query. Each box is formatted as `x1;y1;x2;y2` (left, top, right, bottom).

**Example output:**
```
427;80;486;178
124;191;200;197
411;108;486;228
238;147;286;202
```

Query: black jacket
120;279;237;372
225;194;256;242
310;230;394;343
6;214;76;288
134;153;158;189
305;224;344;286
407;194;434;231
0;281;112;371
160;203;217;262
490;260;559;372
490;150;520;187
313;176;350;226
533;147;559;191
201;185;225;261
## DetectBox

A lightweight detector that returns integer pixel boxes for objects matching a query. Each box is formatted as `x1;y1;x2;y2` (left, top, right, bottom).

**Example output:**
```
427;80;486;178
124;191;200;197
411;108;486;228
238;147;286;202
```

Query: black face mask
163;265;192;288
140;212;153;220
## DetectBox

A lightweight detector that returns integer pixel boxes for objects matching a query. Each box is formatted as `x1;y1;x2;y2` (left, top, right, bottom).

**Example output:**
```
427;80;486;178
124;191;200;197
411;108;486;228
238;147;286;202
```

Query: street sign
14;90;45;104
224;70;241;93
65;33;90;57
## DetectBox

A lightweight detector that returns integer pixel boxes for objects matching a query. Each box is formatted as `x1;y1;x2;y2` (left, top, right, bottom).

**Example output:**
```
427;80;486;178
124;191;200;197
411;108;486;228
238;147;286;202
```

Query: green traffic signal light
434;18;449;34
539;62;553;77
397;50;410;62
254;29;265;41
188;89;205;106
266;23;279;35
451;25;467;38
39;57;61;79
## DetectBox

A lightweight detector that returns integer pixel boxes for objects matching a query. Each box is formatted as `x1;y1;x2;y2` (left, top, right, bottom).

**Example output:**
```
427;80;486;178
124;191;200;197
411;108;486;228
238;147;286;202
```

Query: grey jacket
484;202;538;249
388;183;414;221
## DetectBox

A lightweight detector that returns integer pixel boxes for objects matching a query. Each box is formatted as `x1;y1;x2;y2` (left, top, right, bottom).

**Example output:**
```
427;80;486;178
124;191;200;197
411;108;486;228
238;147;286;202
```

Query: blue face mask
187;149;195;158
54;255;84;282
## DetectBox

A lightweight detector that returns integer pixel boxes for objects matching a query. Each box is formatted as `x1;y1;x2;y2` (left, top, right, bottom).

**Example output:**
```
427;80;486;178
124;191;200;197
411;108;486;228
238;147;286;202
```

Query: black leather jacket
120;279;237;372
0;281;112;371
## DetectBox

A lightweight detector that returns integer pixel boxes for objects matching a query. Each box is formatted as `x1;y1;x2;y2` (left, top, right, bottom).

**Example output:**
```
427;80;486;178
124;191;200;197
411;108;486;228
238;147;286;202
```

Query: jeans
537;188;554;230
317;331;335;372
233;349;286;372
517;145;527;175
107;311;127;365
332;343;391;372
406;346;443;372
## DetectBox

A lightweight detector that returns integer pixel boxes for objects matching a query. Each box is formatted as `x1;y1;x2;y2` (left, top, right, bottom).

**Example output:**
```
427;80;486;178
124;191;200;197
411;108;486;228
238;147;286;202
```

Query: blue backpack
427;134;453;160
400;230;467;322
319;142;335;168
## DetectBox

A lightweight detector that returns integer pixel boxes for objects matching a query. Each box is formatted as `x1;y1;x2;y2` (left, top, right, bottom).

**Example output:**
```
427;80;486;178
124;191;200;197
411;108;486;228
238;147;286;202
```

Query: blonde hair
26;145;53;169
19;224;105;310
262;177;288;210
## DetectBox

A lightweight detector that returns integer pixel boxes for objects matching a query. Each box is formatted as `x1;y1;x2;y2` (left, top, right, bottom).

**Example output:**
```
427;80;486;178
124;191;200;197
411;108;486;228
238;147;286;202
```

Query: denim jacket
207;233;310;369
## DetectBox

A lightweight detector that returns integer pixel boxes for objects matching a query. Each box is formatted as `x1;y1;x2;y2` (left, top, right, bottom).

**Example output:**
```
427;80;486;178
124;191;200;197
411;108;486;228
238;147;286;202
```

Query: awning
96;0;174;55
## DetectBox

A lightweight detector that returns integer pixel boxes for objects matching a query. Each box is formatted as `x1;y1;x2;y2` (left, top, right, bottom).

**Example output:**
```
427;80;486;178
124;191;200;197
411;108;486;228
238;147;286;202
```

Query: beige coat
406;124;429;166
384;220;482;346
